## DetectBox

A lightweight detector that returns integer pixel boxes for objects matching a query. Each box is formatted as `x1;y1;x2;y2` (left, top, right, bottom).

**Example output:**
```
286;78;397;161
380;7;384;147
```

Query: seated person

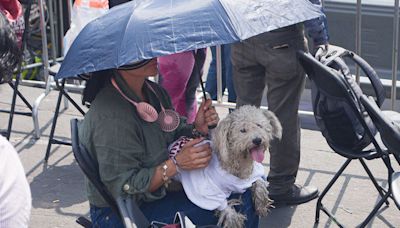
79;58;259;227
0;12;31;228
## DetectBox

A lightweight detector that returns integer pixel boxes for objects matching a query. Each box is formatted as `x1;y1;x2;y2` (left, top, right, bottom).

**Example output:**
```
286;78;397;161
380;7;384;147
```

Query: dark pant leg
90;205;124;228
140;190;218;225
89;189;258;227
205;46;227;100
223;45;236;102
231;189;259;228
140;189;259;227
254;26;308;195
231;39;265;107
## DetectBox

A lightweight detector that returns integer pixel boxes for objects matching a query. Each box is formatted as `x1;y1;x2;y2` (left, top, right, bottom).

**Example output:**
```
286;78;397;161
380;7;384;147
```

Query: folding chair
360;95;400;210
45;72;86;161
1;0;34;140
44;0;87;162
297;50;396;227
70;118;150;228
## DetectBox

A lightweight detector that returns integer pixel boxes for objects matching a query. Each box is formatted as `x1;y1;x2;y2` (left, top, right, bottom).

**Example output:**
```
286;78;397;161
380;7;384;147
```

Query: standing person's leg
184;49;206;123
256;25;318;205
205;47;217;100
205;46;227;101
224;44;236;103
231;38;265;107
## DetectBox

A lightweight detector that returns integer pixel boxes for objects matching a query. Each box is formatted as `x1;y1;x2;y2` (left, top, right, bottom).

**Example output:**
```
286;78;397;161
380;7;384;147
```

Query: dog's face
212;105;282;178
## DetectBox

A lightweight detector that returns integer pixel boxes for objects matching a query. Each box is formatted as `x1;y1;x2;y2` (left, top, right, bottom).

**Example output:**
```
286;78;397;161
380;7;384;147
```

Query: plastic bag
63;0;108;55
150;212;196;228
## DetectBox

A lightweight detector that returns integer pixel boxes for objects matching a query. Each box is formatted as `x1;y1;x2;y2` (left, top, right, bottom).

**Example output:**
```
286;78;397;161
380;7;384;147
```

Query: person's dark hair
0;13;21;84
82;70;113;107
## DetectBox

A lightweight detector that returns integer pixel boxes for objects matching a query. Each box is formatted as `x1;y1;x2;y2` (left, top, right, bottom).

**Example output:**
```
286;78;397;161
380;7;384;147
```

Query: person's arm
155;83;219;138
304;0;329;47
92;117;168;199
148;137;213;191
93;116;212;198
0;136;31;228
148;159;177;192
193;98;219;135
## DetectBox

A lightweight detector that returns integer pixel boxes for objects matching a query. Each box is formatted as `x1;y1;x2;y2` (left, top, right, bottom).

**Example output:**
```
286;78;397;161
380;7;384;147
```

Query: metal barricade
26;0;82;139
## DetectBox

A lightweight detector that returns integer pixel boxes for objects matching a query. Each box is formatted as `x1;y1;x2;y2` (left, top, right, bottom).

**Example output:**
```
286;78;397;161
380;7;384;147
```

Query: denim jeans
90;204;124;228
90;189;259;228
205;45;236;103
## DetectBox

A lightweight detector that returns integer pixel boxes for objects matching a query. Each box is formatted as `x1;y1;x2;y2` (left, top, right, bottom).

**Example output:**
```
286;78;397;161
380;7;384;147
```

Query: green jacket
79;75;194;207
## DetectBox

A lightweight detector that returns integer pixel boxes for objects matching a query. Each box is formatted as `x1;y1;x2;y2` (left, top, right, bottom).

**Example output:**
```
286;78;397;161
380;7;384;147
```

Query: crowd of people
0;0;331;227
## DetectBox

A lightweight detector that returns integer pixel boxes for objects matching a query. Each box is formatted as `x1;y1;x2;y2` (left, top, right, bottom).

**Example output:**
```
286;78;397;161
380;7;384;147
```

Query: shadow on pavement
30;161;87;217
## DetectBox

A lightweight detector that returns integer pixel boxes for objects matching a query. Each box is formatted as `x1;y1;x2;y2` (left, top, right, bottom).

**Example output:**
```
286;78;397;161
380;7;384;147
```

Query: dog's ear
262;110;282;140
212;115;232;163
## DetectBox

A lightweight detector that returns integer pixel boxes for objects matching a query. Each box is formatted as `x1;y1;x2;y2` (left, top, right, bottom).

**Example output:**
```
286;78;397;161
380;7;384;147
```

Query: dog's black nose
252;137;262;145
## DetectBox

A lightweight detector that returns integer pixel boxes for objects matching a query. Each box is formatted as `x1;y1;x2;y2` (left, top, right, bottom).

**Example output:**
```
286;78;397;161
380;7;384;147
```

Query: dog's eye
240;128;247;133
256;124;262;128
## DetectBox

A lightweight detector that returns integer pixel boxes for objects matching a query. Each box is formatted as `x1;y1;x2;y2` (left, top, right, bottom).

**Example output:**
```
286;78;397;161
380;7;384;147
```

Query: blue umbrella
56;0;322;79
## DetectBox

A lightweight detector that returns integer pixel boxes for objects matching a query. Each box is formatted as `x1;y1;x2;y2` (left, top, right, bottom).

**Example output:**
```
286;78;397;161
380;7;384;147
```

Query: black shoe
269;184;319;206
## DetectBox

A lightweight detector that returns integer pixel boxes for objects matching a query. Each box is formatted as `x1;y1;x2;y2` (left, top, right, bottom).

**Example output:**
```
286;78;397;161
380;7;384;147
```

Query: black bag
311;45;385;151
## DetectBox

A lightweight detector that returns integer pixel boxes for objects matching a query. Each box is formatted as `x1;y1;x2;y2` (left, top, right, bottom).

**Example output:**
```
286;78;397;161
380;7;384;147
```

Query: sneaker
269;184;319;206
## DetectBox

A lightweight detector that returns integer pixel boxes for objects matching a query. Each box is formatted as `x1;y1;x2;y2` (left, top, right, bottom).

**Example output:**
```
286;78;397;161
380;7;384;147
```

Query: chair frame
1;0;34;140
70;118;150;228
360;95;400;210
45;78;86;161
297;50;396;227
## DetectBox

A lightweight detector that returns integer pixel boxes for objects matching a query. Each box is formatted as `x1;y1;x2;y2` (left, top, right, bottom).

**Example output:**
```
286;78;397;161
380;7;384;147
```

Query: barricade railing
7;0;400;142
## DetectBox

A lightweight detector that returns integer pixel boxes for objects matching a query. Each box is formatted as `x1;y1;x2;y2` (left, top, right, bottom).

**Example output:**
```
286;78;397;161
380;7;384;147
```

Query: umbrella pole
194;50;216;129
193;50;208;99
199;73;207;100
216;45;223;104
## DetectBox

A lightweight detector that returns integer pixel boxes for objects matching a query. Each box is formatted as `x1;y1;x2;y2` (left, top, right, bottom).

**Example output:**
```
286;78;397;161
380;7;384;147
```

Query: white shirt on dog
170;138;265;211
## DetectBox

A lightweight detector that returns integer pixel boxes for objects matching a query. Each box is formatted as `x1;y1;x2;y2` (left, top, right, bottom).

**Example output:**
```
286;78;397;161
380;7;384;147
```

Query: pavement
1;84;399;228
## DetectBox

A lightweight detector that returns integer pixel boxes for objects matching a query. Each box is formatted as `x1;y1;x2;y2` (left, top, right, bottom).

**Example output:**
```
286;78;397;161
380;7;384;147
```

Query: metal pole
391;0;399;110
48;0;58;62
216;45;223;103
59;0;64;55
67;0;73;24
32;0;51;139
38;0;50;85
355;0;362;83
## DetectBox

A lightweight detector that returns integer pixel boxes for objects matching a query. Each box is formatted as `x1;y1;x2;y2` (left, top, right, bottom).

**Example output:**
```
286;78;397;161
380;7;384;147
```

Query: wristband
162;162;171;188
171;156;180;173
192;127;208;138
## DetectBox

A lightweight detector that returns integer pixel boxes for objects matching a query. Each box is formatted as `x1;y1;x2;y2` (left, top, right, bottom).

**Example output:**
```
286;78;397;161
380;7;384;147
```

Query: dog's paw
217;206;246;228
252;179;274;216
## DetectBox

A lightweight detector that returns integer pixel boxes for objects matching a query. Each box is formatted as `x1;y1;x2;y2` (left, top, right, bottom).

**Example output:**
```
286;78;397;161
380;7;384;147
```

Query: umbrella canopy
56;0;322;79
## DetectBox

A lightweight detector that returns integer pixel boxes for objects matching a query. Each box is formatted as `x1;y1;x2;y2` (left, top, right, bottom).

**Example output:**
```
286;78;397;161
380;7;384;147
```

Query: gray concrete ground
1;84;399;228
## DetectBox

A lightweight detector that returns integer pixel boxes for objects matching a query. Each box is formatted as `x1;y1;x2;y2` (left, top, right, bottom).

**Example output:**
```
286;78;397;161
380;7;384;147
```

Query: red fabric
0;0;24;47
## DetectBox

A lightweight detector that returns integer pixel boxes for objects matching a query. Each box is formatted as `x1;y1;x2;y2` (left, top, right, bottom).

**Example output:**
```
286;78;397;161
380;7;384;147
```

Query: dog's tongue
250;146;265;163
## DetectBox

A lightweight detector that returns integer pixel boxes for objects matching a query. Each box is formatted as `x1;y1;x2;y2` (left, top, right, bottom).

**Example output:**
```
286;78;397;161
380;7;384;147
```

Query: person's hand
175;137;212;170
314;43;329;61
194;98;219;135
